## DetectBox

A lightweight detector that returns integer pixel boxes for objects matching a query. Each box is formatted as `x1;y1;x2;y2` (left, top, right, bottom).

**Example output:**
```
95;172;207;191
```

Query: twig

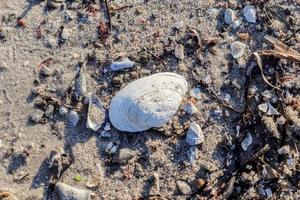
253;52;281;90
104;0;112;31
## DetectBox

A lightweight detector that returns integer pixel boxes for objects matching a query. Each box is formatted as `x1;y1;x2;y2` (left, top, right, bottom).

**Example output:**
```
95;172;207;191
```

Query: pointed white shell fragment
86;94;106;131
109;72;188;132
110;57;134;71
185;122;204;146
55;182;91;200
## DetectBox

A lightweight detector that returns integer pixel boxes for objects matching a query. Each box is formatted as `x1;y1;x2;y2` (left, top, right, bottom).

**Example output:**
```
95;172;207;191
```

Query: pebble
45;105;54;118
105;142;118;154
277;145;290;155
173;21;184;30
174;44;185;60
29;109;44;123
230;41;246;59
117;148;138;164
243;5;256;23
68;110;79;127
189;88;201;99
61;28;70;41
182;101;198;114
185;122;204;146
241;132;252;151
176;180;192;195
59;106;68;116
100;130;111;138
224;9;235;25
110;58;134;71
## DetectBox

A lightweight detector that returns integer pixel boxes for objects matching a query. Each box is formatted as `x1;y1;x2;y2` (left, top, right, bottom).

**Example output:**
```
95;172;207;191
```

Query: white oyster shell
109;72;188;132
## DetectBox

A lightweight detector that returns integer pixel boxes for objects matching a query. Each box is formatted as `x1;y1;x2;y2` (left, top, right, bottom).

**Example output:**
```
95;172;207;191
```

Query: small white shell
110;57;134;71
86;94;106;131
55;182;91;200
109;72;188;132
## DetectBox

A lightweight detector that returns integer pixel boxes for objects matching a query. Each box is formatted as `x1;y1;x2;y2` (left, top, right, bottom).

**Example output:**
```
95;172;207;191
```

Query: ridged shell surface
109;72;188;132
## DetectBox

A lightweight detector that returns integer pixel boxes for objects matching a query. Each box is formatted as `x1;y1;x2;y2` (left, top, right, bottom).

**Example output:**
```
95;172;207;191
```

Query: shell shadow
7;153;27;174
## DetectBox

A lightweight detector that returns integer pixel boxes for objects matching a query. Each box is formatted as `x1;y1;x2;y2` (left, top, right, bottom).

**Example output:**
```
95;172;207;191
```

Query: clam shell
109;72;188;132
86;94;106;131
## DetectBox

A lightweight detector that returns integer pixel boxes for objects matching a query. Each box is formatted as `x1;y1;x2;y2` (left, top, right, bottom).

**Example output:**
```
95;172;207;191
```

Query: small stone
105;142;118;154
195;178;205;189
117;148;138;164
189;88;201;99
174;44;185;60
243;5;256;23
68;110;79;127
112;76;123;86
241;132;252;151
100;130;111;138
29;109;44;123
59;106;68;116
104;123;111;131
230;41;246;59
176;180;192;195
186;122;204;146
45;105;54;118
173;21;184;30
17;18;26;27
61;28;70;41
277;145;290;155
182;101;198;114
224;9;235;25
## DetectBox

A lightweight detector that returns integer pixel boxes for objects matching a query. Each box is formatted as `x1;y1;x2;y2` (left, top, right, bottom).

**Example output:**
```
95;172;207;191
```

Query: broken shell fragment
230;41;246;59
258;102;280;116
185;122;204;146
109;72;188;132
110;57;134;71
174;44;185;60
54;182;91;200
86;94;106;131
241;132;252;151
